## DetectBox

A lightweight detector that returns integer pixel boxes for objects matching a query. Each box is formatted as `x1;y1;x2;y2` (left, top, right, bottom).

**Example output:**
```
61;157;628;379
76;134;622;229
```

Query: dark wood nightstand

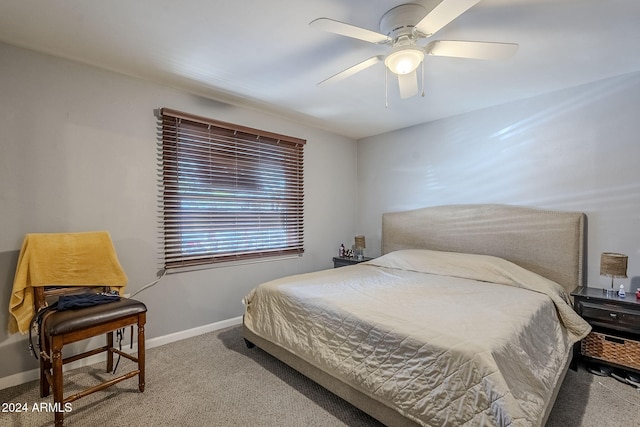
332;256;374;268
571;286;640;373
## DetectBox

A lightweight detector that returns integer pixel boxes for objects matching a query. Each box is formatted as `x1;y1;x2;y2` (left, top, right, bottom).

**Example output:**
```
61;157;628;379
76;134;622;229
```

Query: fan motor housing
379;2;437;40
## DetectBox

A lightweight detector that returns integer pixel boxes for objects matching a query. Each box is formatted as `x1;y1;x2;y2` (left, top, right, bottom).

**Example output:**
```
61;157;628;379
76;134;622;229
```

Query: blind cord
129;269;167;299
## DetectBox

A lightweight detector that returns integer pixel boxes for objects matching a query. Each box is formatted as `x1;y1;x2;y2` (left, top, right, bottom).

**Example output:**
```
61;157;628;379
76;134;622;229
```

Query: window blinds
159;108;305;269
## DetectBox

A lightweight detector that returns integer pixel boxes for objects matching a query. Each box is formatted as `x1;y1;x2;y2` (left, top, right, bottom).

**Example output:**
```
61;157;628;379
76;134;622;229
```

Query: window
158;108;305;270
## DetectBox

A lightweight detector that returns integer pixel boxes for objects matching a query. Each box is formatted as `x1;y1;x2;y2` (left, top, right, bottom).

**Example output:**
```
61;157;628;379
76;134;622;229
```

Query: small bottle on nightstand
619;284;625;298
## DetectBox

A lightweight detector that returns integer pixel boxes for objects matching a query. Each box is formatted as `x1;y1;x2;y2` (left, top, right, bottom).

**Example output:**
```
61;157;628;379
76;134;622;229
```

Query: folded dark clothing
55;292;121;311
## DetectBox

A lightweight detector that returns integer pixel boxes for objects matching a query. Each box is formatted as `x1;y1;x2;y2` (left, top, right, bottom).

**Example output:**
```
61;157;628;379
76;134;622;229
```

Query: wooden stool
35;287;147;426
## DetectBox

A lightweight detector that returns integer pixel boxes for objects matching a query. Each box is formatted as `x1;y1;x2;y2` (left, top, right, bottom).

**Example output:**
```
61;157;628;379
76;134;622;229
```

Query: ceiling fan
310;0;518;100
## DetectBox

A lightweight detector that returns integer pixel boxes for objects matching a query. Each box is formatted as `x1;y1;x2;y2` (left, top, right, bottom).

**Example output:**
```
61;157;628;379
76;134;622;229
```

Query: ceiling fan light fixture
384;47;424;75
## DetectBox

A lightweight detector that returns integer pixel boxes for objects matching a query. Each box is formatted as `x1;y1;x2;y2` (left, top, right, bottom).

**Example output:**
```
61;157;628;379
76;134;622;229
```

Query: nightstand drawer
332;256;373;268
579;301;640;330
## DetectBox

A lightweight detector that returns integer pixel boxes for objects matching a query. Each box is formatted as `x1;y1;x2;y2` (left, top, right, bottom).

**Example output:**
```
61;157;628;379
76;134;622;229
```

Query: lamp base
603;287;617;297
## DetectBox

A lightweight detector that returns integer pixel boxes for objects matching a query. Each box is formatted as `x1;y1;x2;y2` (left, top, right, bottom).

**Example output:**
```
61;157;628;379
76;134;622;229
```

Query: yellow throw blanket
8;231;128;334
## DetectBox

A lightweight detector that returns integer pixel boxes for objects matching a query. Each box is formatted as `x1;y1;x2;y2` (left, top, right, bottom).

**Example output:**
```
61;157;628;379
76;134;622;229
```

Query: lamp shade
355;235;366;249
384;47;424;75
600;252;628;278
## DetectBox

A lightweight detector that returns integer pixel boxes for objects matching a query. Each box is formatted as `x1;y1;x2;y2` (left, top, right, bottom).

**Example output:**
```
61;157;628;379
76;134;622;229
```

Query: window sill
165;254;303;274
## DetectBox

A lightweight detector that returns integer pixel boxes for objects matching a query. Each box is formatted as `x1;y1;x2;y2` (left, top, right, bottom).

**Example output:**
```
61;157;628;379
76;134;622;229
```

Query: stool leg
51;336;64;427
106;331;114;372
40;336;51;398
138;313;146;392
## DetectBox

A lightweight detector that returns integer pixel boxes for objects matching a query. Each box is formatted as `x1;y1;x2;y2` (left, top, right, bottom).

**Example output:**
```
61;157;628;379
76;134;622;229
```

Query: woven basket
582;331;640;370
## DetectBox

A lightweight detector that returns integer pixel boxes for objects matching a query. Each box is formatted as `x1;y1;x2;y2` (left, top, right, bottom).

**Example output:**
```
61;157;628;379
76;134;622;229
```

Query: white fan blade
397;70;419;99
310;18;391;44
426;40;518;60
415;0;481;36
318;56;384;86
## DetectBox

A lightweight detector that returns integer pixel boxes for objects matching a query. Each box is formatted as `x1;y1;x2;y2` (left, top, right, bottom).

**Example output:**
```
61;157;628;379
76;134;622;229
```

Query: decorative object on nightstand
354;235;366;261
600;252;628;296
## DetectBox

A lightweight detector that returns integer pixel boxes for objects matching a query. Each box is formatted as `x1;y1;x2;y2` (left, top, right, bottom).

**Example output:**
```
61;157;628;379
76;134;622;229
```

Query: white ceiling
1;0;639;139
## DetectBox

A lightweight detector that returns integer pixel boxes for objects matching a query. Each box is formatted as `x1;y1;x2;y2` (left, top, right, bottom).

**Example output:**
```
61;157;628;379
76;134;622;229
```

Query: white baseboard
145;316;242;348
0;316;242;391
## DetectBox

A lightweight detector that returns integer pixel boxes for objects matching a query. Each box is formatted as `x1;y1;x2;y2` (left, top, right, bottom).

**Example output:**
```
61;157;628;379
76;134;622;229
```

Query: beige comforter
243;250;591;426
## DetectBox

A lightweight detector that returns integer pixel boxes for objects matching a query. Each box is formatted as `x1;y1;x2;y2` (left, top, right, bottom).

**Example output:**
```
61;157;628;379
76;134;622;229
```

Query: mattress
243;250;591;426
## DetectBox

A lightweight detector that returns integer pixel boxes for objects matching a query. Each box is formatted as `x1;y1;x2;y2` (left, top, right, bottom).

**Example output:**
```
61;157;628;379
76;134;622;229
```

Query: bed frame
243;204;586;426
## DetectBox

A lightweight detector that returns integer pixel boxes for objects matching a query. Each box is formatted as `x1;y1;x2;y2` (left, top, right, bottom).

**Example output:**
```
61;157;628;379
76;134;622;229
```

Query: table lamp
600;252;627;296
354;235;366;261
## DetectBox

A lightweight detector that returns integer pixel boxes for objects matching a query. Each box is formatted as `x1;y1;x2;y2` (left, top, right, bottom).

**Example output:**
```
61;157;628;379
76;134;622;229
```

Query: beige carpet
1;325;639;426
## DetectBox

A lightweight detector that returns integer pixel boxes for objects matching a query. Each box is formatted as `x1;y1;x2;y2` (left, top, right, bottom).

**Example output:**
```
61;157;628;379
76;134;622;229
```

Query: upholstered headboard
382;204;586;293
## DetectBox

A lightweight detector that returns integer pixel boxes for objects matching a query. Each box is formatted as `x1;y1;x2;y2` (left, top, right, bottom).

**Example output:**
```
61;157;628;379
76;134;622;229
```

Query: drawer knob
609;313;618;318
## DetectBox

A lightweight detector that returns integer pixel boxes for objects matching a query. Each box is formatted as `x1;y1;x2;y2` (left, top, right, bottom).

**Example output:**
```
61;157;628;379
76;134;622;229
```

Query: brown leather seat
36;287;147;427
44;298;146;336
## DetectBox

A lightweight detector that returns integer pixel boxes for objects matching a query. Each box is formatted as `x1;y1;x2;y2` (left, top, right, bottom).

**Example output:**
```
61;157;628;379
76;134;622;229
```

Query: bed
242;204;591;426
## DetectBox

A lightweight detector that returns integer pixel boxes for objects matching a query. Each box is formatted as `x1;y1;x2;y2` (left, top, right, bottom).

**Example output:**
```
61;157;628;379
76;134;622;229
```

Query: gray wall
4;38;640;384
0;43;358;380
357;71;640;292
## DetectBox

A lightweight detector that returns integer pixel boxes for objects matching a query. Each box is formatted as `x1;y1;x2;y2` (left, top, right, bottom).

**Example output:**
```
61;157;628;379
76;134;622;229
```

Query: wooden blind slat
160;108;306;145
159;108;305;269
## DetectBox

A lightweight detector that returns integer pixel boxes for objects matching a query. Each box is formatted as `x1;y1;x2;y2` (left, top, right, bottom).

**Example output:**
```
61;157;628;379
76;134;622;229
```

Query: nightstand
332;256;373;268
571;286;640;374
